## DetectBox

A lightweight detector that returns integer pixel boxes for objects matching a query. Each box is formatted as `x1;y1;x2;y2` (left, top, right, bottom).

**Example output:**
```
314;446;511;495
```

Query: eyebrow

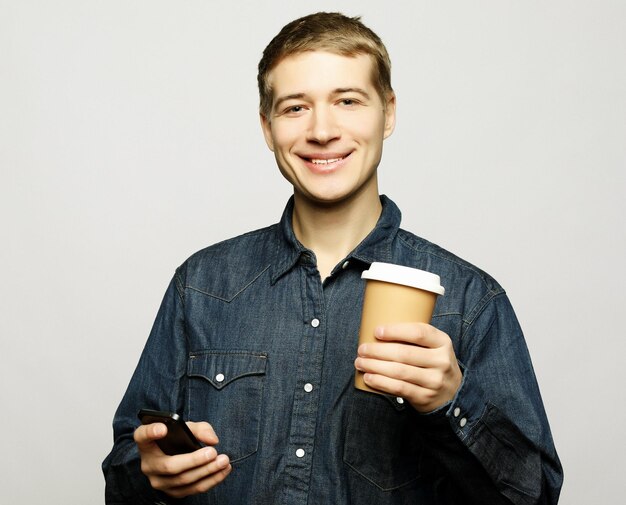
273;87;372;111
273;93;306;111
332;87;371;99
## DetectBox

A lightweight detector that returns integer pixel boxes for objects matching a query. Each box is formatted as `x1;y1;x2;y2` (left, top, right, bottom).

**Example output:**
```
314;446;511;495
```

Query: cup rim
361;262;445;295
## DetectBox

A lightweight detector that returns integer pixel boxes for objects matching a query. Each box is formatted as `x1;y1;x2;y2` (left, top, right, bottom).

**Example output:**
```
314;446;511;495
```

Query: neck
292;187;382;279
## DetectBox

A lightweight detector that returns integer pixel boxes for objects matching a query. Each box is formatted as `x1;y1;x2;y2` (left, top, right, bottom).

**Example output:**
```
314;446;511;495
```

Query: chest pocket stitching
188;351;268;390
186;351;268;463
344;392;422;490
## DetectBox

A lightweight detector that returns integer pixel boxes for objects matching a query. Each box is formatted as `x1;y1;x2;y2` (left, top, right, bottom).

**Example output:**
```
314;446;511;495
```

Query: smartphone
138;409;204;456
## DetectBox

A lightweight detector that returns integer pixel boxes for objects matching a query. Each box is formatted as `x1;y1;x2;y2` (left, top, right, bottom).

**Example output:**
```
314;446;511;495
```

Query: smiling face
261;51;396;207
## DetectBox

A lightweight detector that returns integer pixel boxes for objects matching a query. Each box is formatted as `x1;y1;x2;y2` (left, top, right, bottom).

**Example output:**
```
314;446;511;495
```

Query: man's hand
134;421;232;499
355;322;462;412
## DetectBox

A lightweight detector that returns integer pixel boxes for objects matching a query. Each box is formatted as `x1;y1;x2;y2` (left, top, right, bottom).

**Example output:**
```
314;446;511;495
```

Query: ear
260;113;275;152
383;93;396;139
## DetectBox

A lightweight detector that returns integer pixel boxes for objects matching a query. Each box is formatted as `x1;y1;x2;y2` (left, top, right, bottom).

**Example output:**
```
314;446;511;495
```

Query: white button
296;448;305;458
215;373;225;383
311;318;320;328
342;261;349;269
460;417;467;428
304;383;313;393
453;407;461;418
396;397;404;404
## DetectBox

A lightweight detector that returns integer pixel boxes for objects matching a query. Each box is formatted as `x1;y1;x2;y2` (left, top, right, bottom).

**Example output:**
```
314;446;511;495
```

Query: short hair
257;12;393;118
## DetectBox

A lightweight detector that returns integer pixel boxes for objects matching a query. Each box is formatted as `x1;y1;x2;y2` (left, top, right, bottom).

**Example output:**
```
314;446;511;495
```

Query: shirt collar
350;195;401;265
270;195;402;284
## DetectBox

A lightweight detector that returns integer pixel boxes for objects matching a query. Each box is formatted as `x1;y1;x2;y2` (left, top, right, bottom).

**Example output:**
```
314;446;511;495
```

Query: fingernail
216;454;230;467
154;424;166;437
354;358;363;371
375;326;384;338
204;447;216;460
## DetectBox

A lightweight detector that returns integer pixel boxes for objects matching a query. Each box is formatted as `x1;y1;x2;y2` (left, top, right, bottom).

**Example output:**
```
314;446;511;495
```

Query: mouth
300;152;352;171
309;156;346;165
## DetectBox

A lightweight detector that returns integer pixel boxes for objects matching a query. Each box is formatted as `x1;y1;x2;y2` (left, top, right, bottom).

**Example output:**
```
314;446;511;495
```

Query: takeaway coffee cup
355;262;445;394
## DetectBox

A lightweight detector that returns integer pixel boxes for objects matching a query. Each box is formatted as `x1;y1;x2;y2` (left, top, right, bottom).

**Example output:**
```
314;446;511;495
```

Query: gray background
1;0;624;503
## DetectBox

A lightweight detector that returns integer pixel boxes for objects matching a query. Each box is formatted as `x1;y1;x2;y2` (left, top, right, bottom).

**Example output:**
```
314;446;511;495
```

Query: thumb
134;422;167;449
188;421;219;445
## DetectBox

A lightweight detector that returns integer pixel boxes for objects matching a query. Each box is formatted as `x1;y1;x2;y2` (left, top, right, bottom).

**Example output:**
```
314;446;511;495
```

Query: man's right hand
134;421;232;499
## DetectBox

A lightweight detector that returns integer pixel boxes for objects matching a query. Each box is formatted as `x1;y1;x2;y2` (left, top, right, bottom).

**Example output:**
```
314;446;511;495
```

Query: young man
103;12;563;504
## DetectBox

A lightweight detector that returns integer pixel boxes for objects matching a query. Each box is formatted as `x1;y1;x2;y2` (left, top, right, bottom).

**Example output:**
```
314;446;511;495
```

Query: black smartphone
138;409;204;456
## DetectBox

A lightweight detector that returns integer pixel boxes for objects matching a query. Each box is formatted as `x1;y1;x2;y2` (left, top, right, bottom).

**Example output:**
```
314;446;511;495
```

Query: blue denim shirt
103;196;562;504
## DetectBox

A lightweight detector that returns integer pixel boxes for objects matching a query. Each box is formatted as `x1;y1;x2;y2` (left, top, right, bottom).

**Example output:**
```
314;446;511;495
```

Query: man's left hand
355;322;462;413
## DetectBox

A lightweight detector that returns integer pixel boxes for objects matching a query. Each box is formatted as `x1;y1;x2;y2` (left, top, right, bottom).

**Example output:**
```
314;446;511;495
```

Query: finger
374;323;446;348
151;453;231;493
160;459;233;499
362;373;439;412
358;342;447;370
144;445;219;476
187;421;219;445
355;356;444;390
134;423;168;449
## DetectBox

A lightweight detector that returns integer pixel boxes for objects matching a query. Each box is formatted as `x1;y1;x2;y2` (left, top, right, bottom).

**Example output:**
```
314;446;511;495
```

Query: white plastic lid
361;262;445;295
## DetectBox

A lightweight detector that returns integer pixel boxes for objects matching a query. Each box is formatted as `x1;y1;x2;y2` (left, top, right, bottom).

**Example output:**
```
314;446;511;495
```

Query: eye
281;104;307;116
338;98;361;107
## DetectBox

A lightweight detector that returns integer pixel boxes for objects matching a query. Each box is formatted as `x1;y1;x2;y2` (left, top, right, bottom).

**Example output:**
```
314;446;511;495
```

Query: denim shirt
103;196;563;505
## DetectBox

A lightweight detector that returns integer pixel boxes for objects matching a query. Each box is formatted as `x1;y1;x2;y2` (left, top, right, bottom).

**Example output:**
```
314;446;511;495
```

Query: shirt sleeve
416;292;563;505
102;268;189;504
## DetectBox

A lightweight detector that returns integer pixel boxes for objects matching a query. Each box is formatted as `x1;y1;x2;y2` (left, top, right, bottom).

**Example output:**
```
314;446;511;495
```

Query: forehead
267;51;377;96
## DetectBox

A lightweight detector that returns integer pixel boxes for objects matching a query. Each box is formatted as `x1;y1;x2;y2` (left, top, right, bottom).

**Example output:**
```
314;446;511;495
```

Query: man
103;12;563;504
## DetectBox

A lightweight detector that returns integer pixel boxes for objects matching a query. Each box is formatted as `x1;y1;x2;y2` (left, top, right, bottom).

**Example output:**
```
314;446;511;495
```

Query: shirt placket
281;255;327;504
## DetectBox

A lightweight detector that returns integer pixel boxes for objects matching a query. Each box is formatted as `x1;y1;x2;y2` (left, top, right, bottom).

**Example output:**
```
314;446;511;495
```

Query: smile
311;157;344;165
298;152;353;173
301;151;352;165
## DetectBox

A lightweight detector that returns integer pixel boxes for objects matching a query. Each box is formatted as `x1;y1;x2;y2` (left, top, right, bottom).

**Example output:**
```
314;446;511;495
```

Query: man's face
261;51;395;206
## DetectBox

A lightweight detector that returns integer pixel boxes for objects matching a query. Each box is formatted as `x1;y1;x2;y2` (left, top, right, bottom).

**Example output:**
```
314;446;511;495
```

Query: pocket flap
188;351;267;390
384;394;407;412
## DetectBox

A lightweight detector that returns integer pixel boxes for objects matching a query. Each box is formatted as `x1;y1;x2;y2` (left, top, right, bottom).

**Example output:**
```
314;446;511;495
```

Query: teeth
311;157;343;165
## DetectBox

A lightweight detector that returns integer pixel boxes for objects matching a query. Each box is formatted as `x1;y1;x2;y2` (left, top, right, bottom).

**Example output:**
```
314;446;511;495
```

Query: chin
300;188;362;206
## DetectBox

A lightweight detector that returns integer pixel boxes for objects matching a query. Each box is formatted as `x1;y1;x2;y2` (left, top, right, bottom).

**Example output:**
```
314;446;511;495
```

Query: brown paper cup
355;263;445;394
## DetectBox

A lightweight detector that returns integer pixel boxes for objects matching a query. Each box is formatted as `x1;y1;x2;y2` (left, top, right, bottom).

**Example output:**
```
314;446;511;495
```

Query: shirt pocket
343;392;423;491
186;350;267;463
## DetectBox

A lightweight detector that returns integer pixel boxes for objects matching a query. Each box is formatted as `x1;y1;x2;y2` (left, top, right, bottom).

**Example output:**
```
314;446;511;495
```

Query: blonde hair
257;12;393;118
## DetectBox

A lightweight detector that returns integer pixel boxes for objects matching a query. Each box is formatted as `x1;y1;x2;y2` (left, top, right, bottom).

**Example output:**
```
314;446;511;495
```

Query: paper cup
355;262;445;394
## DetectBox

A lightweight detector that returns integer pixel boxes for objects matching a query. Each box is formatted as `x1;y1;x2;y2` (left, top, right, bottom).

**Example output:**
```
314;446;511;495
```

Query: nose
306;107;340;144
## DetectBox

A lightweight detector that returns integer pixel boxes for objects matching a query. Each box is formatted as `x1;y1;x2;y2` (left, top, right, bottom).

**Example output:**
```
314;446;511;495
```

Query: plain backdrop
1;1;624;503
